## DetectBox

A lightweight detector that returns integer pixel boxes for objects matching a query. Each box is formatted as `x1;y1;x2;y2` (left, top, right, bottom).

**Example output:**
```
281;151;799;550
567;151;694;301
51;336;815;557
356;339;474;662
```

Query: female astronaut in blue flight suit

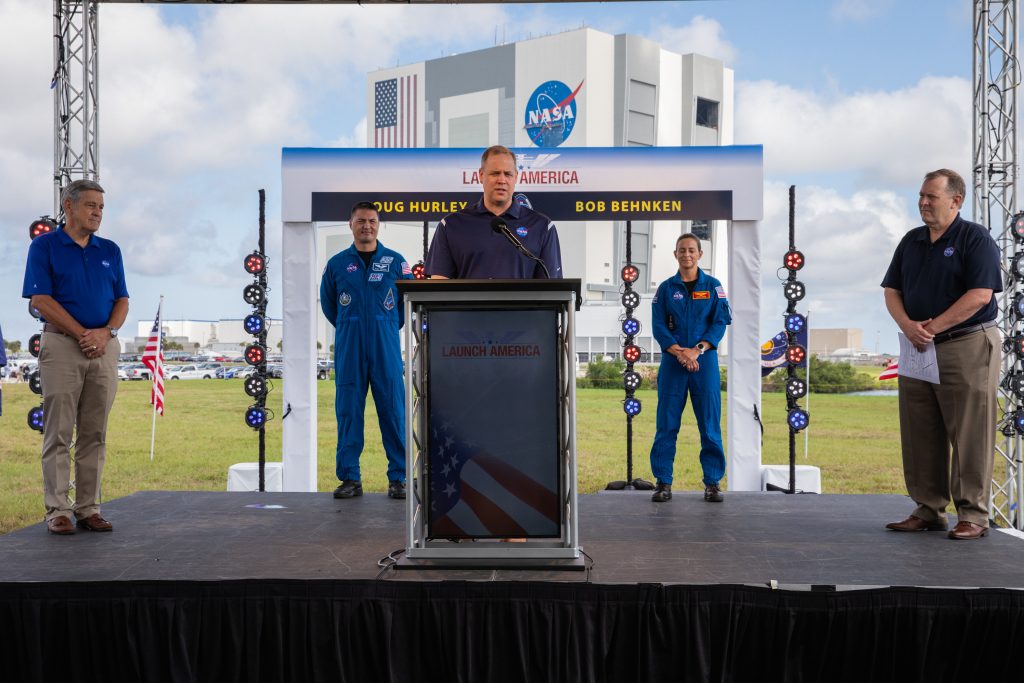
649;233;732;503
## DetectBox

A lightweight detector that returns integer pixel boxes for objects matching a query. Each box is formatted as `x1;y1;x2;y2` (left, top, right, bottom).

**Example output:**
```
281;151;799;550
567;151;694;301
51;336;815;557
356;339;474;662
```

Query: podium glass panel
425;307;561;539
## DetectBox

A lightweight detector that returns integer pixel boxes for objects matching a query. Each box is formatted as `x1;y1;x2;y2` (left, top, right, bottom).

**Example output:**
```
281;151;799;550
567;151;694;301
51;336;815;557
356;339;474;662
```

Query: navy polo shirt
425;198;563;279
881;214;1000;331
22;228;129;329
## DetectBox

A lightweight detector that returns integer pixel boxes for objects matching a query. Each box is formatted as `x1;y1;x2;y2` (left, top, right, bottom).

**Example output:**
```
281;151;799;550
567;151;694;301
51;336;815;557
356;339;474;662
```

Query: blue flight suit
649;268;732;487
320;243;412;484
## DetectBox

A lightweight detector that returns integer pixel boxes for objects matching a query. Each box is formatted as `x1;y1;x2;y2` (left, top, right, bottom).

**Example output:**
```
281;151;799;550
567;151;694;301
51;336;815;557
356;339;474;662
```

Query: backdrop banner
282;146;763;222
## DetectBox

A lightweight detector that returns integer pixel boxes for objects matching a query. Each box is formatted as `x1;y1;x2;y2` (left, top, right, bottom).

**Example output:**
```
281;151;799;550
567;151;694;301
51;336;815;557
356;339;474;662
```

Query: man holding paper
881;169;1001;540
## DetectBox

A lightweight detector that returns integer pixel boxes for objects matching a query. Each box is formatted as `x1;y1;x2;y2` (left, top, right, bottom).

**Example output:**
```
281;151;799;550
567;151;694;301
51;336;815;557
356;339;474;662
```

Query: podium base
394;555;586;571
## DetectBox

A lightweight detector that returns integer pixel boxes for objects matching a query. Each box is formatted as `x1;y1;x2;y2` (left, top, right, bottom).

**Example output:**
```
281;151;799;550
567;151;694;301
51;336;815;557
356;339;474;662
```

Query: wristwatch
696;342;707;355
107;326;119;337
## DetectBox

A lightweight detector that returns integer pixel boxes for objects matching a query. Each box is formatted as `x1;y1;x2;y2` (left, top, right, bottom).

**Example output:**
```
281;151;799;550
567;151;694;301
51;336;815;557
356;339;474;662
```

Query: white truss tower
52;0;99;216
974;0;1022;529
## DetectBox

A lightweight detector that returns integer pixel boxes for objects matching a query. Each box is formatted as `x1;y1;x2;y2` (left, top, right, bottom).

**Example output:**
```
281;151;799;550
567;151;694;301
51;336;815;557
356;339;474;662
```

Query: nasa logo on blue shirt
346;263;358;273
340;292;352;306
101;260;111;268
516;226;528;238
523;79;582;148
673;292;685;300
943;246;955;257
368;272;383;282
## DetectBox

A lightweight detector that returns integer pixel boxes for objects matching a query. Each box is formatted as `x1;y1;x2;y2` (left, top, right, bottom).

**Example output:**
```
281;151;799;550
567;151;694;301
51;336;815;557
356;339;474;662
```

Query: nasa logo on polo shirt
944;247;955;257
101;260;110;268
516;226;528;238
673;292;685;300
340;292;352;306
346;263;358;273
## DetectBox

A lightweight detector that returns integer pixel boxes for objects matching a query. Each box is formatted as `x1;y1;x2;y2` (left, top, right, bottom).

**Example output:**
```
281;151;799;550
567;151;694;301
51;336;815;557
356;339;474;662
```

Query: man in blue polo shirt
321;201;413;500
425;145;562;279
22;179;129;535
882;169;1001;540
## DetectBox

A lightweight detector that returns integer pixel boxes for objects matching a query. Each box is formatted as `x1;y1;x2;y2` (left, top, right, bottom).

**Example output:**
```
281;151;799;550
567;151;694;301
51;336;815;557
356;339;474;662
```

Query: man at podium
425;145;562;279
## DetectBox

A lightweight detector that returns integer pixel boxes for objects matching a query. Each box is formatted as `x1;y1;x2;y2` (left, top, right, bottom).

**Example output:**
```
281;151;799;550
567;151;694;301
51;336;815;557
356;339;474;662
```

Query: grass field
0;379;905;535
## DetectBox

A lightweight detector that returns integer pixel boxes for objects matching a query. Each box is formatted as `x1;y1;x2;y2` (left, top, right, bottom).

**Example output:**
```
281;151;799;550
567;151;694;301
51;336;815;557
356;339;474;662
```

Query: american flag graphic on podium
374;74;417;148
428;414;560;538
141;303;165;415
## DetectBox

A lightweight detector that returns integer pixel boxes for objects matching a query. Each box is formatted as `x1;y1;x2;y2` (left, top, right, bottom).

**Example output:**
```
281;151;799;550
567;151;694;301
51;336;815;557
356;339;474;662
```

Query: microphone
491;217;527;250
491;217;550;279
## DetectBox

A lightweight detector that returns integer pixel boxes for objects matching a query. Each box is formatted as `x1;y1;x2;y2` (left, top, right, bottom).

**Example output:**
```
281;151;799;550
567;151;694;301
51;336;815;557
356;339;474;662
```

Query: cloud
832;0;894;22
759;180;914;345
330;117;367;149
735;76;971;188
652;15;737;65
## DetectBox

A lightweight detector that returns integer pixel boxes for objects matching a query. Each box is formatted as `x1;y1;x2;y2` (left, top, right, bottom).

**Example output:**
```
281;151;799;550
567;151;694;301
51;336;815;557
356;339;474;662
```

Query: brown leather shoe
947;521;988;540
76;513;113;532
47;516;75;535
885;515;947;532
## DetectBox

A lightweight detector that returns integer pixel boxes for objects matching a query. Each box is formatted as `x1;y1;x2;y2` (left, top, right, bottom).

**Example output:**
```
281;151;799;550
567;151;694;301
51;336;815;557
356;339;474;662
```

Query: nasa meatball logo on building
524;80;583;148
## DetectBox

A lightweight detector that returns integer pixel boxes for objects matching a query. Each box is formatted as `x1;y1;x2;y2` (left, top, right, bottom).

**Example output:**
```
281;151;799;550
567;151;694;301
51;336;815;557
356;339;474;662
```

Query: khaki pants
897;326;1000;527
38;331;119;522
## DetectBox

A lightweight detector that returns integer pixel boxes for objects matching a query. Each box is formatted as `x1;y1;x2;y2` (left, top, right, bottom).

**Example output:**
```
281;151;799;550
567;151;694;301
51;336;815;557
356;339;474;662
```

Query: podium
396;279;583;568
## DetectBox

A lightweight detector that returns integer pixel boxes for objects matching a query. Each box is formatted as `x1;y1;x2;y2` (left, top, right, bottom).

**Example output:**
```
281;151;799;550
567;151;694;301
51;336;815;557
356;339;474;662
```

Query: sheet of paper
897;332;940;384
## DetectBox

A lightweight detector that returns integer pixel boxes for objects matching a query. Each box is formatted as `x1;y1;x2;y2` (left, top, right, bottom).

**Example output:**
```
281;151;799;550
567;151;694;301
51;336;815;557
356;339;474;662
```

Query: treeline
578;356;881;394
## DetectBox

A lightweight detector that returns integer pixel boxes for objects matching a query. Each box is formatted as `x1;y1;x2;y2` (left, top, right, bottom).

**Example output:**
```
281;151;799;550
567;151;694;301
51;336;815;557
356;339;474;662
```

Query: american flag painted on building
428;417;560;538
141;302;165;415
374;74;417;148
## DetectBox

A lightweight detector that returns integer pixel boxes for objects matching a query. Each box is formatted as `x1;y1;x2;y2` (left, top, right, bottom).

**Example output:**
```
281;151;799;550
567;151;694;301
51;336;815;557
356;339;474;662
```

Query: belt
42;323;74;338
932;320;996;345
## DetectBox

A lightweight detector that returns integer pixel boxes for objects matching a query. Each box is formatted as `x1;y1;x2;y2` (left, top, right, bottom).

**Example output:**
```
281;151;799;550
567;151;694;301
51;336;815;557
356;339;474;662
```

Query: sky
0;0;976;354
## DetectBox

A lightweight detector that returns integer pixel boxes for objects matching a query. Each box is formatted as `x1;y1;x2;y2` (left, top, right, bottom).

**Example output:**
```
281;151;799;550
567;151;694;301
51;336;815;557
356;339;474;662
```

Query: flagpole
149;295;164;461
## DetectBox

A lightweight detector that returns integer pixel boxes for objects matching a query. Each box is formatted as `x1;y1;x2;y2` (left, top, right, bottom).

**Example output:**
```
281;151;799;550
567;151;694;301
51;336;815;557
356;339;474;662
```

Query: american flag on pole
141;302;165;415
374;74;417;148
879;359;899;381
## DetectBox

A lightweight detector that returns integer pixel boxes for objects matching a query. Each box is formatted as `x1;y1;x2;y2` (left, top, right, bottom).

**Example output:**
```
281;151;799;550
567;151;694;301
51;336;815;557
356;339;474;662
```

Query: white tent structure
279;145;765;491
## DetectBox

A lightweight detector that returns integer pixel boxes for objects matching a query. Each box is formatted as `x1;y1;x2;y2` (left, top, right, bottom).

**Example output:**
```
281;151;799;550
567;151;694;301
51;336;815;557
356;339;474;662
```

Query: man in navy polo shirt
882;169;1001;540
321;201;413;500
425;145;562;279
22;179;129;535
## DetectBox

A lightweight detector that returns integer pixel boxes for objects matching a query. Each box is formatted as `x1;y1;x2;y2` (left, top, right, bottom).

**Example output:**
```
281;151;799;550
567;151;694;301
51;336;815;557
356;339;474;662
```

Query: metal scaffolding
974;0;1022;529
52;0;99;217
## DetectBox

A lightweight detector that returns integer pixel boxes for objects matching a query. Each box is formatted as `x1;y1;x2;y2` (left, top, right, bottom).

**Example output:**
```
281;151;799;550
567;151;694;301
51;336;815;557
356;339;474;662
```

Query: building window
691;220;711;241
696;98;719;130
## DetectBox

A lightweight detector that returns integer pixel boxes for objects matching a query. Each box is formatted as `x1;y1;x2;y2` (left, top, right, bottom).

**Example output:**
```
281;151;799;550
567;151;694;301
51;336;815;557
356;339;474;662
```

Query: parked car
121;363;151;381
317;360;332;380
166;364;216;380
266;364;284;379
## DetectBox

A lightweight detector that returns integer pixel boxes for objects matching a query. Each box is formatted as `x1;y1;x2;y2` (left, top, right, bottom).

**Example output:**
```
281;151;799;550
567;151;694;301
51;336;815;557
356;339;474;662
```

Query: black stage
2;491;1023;681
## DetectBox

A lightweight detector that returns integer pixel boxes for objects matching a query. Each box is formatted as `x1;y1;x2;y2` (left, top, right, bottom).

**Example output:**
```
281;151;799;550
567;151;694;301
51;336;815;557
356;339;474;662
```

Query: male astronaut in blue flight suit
320;201;413;500
649;233;732;503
